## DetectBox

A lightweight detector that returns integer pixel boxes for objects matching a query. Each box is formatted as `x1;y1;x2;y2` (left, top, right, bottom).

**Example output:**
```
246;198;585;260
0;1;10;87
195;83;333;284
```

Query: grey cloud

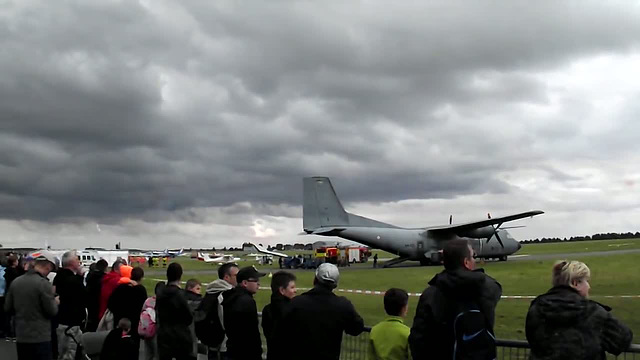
0;0;639;235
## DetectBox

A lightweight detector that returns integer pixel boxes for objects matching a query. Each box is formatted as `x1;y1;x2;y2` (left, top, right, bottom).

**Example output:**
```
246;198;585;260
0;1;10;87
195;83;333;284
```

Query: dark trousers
0;296;5;337
16;341;52;360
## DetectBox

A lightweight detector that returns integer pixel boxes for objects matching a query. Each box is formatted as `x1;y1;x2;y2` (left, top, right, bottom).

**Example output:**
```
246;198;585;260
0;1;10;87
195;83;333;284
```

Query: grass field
142;239;640;341
519;238;640;255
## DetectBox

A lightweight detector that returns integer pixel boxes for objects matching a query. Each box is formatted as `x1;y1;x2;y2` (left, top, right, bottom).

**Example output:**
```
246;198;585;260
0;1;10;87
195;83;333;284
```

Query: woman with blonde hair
525;260;633;359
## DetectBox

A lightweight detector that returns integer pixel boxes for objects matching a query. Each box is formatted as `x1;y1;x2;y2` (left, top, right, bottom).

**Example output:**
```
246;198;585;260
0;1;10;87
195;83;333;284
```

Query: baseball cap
30;250;60;271
236;266;266;283
315;263;339;285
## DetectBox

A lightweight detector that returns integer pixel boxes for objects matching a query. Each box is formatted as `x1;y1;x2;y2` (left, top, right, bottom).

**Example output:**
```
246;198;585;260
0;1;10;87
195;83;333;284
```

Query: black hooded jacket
156;284;193;358
222;286;262;360
277;285;365;360
526;285;632;360
409;268;502;360
261;293;291;360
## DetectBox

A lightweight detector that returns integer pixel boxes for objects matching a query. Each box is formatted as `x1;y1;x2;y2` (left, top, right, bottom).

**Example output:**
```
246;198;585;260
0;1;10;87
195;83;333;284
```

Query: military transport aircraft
302;177;543;267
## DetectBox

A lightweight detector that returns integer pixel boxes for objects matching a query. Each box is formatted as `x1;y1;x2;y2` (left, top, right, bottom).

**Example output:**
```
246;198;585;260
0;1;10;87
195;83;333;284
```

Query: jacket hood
206;279;233;294
429;268;487;299
531;285;590;325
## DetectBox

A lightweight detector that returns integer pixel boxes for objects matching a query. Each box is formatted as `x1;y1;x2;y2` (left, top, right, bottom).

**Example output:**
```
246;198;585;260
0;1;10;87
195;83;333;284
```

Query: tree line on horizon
520;231;640;244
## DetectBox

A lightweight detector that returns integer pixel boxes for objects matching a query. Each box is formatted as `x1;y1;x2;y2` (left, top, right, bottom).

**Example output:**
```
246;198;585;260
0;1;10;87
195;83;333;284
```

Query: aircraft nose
517;242;522;250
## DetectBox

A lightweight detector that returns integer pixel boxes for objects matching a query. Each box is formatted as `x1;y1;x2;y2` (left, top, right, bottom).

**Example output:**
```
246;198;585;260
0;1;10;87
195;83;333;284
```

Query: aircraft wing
245;243;288;258
426;210;544;235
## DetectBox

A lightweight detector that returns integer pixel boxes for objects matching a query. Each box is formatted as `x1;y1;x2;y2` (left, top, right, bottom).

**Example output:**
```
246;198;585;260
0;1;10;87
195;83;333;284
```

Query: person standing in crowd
85;259;108;332
184;278;203;358
262;271;297;360
101;318;138;360
373;253;378;268
4;251;59;360
108;266;147;345
279;263;364;360
139;282;165;360
0;257;6;339
185;279;203;308
156;262;194;360
99;259;125;321
222;266;265;360
4;254;19;341
409;240;502;360
54;250;87;360
199;262;238;360
526;260;633;359
368;288;411;360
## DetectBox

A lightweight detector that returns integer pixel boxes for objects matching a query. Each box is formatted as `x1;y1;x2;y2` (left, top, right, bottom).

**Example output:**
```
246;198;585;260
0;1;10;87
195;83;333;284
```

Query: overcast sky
2;1;640;250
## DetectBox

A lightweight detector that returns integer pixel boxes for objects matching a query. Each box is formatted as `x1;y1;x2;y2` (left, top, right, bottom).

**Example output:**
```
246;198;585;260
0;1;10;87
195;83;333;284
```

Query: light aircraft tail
303;177;350;231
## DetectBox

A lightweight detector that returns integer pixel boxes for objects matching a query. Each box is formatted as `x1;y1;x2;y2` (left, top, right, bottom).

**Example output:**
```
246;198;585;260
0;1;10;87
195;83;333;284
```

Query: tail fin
303;177;349;231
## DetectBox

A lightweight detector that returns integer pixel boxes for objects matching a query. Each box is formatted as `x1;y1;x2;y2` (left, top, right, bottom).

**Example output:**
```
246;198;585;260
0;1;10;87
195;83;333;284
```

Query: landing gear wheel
499;255;508;261
420;259;431;266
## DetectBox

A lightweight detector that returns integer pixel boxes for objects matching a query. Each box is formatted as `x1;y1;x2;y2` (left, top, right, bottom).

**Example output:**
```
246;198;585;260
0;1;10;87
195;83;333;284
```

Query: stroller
63;326;93;360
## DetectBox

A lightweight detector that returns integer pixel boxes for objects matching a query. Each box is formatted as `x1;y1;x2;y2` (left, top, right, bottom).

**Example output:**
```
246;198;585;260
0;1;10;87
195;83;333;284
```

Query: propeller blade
494;230;505;248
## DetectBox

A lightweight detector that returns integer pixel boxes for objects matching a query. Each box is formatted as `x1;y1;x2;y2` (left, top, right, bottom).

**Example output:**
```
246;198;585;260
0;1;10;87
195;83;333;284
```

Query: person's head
118;318;131;333
270;271;297;299
7;255;18;268
186;279;202;295
218;263;239;286
552;260;591;297
236;266;266;294
384;288;409;317
154;281;166;296
95;259;108;273
62;250;82;274
443;240;475;271
131;266;144;283
167;262;183;284
314;263;339;290
112;259;125;274
32;251;59;276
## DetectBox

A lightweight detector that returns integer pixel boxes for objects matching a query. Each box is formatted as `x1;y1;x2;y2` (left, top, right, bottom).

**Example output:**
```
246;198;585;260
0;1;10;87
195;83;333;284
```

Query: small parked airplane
197;252;241;264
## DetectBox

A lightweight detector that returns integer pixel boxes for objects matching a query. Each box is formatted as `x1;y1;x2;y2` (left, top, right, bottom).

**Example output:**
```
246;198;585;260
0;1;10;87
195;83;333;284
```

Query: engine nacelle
457;226;495;239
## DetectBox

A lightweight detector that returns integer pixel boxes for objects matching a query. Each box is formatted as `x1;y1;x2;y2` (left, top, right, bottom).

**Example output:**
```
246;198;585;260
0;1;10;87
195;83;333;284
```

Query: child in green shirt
368;288;411;360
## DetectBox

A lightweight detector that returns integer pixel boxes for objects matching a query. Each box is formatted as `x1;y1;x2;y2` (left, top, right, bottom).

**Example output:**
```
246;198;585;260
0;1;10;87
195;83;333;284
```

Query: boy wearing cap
278;263;364;360
368;288;411;360
4;251;59;360
222;266;266;360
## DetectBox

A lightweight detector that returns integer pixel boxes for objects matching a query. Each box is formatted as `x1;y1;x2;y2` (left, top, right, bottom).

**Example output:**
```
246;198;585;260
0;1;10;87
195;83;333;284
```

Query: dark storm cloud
1;1;639;226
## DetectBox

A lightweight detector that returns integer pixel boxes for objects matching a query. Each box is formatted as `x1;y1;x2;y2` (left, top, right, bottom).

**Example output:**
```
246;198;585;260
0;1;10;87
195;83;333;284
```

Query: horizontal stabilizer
426;210;544;235
305;227;346;236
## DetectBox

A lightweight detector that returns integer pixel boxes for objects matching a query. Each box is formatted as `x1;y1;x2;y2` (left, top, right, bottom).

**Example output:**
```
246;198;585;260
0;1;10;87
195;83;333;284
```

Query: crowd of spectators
0;240;634;360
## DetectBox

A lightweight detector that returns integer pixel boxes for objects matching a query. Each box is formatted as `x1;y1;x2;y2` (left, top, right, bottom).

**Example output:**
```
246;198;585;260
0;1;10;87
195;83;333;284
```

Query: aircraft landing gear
420;258;431;266
499;255;508;261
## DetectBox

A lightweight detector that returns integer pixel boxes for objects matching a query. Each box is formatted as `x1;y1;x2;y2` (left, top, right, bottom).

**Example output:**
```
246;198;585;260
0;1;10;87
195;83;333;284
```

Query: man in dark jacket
4;251;59;360
222;266;266;360
409;240;502;360
107;267;147;341
278;263;364;360
54;250;87;360
157;263;194;360
262;271;297;360
85;259;108;332
4;254;20;339
526;260;632;359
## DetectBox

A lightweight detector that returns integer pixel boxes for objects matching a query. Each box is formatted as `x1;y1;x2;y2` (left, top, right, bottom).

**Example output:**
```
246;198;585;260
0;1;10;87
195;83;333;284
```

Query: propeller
487;222;505;248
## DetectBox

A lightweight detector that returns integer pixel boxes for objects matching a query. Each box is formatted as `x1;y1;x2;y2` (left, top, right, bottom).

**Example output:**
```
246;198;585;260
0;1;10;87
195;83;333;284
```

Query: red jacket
99;271;121;319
